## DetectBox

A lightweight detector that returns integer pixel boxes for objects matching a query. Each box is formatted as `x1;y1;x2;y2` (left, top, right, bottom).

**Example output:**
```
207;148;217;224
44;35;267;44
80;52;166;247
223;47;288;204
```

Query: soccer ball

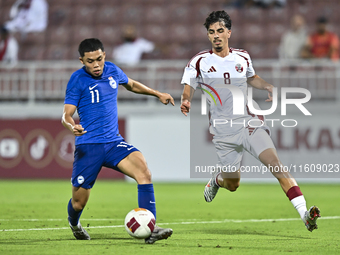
124;208;155;239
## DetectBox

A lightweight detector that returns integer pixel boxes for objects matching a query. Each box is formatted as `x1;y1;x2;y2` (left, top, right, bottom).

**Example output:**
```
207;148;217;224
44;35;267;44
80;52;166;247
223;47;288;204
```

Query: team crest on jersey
108;76;117;89
235;63;243;73
77;175;84;184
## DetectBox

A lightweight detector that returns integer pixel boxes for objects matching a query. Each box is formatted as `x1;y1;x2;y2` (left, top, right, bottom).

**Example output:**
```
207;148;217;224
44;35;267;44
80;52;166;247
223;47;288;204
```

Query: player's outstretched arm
123;78;175;106
180;84;195;116
62;104;87;136
247;74;274;102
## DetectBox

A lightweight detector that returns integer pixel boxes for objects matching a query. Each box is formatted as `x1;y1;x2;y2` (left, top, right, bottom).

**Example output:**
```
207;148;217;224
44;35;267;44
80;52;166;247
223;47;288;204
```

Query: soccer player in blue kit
62;38;174;243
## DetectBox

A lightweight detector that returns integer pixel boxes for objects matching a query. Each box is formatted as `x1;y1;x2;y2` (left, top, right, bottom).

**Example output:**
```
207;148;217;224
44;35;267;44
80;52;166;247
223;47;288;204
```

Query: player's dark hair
78;38;104;57
204;11;232;30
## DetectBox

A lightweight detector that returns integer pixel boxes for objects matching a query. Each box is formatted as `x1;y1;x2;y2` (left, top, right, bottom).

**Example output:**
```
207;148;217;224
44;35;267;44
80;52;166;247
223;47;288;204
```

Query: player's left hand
73;124;87;136
264;85;273;102
158;93;175;106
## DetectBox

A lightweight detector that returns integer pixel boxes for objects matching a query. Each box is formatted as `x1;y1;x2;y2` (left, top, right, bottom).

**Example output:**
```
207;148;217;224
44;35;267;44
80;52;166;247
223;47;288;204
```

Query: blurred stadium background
0;0;339;182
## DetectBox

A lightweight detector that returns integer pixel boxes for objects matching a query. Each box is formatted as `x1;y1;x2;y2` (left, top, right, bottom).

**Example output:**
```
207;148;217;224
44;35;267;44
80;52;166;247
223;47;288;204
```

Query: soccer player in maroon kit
180;11;320;232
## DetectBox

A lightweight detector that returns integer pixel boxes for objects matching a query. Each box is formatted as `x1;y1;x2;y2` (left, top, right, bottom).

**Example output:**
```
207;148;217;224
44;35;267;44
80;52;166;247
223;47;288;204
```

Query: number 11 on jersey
90;90;99;103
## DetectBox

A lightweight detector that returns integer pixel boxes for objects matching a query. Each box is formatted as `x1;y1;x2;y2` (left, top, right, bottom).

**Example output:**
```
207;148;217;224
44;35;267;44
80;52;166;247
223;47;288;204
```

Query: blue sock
138;184;156;219
67;198;83;227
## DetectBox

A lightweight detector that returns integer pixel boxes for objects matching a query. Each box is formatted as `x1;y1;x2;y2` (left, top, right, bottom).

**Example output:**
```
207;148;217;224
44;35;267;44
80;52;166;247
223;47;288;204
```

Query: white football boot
304;206;321;232
204;171;220;202
69;220;91;240
145;226;173;244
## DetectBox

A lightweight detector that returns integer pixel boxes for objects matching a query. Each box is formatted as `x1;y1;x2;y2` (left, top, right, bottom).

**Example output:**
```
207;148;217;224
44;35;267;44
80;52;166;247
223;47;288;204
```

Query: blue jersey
64;61;128;145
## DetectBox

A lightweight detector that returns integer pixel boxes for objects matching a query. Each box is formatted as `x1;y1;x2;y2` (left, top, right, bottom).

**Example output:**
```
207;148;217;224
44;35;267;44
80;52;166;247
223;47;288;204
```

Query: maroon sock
286;186;303;200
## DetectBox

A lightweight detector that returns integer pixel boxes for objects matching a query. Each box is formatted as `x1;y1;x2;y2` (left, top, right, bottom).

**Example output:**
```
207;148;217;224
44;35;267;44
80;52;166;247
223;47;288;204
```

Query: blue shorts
71;139;139;189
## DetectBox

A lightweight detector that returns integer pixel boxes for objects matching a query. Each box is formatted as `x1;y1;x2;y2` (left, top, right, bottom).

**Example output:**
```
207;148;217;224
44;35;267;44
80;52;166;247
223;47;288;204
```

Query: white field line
1;216;339;232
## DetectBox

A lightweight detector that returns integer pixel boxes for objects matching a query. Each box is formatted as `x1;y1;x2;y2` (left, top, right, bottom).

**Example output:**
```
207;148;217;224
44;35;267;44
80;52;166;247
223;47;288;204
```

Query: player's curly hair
78;38;104;57
204;10;232;30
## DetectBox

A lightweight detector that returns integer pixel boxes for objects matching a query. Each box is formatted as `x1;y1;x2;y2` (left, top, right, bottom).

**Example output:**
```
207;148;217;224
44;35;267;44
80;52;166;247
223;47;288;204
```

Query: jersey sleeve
181;66;199;89
116;65;129;85
64;73;81;107
246;53;256;78
181;55;204;90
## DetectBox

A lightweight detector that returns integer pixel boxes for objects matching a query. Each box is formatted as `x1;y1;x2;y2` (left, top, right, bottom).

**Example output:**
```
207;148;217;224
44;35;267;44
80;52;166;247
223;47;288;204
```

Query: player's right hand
73;124;87;136
264;85;274;102
180;100;191;116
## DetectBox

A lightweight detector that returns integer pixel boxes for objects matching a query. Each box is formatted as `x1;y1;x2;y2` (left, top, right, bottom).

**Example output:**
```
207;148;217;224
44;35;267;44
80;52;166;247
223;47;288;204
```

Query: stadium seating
20;45;45;60
0;0;339;60
49;5;73;26
144;5;168;24
95;5;121;25
45;44;70;60
47;26;72;45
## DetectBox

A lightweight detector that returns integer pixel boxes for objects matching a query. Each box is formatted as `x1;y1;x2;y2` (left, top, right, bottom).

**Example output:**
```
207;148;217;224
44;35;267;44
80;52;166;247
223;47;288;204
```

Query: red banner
0;119;125;179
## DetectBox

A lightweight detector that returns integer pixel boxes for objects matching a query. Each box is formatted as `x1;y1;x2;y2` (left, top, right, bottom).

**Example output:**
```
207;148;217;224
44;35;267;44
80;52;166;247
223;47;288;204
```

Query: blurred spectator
301;17;339;61
253;0;286;8
225;0;286;8
4;0;48;34
112;25;155;66
0;26;19;67
224;0;253;8
279;15;307;59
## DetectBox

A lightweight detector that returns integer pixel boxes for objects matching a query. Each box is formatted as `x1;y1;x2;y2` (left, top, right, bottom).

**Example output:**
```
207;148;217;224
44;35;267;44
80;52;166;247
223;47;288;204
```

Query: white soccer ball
124;208;155;239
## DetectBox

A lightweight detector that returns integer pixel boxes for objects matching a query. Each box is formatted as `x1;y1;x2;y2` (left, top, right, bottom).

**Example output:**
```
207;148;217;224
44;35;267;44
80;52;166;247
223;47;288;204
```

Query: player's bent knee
134;165;152;184
72;200;86;211
227;182;239;192
137;169;152;183
222;179;240;192
71;187;90;211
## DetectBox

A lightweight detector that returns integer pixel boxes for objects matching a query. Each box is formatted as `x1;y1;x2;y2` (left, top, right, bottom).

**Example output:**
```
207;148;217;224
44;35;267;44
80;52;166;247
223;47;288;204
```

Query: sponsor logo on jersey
89;84;98;90
235;63;243;73
108;76;117;89
207;66;217;73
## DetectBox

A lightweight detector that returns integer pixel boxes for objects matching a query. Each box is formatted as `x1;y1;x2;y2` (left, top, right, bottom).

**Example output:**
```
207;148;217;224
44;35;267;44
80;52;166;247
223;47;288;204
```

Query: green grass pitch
0;180;339;255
